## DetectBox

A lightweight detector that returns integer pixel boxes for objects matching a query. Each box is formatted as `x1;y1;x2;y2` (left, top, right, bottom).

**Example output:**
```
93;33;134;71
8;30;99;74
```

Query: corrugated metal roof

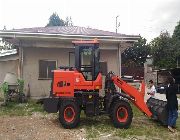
3;26;138;38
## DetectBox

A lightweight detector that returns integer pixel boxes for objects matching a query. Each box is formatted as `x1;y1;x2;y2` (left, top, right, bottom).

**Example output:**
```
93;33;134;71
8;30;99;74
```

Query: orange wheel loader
44;40;167;129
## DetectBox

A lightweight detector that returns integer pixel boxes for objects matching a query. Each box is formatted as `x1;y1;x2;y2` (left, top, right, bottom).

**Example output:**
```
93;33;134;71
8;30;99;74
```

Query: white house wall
22;46;119;98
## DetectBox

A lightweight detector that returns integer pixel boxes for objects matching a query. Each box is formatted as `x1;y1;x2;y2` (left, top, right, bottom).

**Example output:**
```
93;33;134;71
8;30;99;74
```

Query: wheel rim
116;107;128;122
64;106;75;123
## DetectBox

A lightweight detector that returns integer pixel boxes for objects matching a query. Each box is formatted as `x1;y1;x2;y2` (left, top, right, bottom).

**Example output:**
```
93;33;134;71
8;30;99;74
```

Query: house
0;26;139;98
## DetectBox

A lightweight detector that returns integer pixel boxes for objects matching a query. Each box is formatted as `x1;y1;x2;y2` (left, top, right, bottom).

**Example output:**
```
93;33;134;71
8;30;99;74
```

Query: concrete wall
22;47;119;98
144;63;157;85
0;60;19;84
23;47;74;98
100;50;118;74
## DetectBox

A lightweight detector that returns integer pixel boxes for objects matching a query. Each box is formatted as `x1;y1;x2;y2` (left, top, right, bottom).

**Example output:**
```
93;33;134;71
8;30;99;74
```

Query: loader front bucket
146;97;168;125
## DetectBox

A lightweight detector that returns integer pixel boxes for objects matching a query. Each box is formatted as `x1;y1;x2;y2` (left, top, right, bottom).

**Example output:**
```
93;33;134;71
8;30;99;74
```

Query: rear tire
110;100;133;128
59;100;80;129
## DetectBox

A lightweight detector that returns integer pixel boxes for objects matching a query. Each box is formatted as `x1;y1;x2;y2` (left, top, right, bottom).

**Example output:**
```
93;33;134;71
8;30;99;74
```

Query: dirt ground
0;113;86;140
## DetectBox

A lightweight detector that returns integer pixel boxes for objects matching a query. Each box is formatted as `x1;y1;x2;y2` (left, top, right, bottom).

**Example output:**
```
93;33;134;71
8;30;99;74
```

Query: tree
46;12;65;27
46;13;73;27
64;16;73;26
121;37;150;67
172;21;180;40
0;27;14;51
0;38;13;51
172;21;180;59
150;31;176;68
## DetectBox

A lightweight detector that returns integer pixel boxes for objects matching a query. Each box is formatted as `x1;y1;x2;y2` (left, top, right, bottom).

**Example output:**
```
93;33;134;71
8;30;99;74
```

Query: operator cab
73;40;100;81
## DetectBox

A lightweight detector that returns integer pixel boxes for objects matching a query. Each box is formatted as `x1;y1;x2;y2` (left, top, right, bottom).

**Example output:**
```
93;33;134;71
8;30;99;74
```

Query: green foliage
150;31;176;68
17;79;24;94
150;21;180;69
64;16;73;26
46;12;65;27
172;21;180;61
46;12;73;27
0;100;45;116
172;21;180;40
0;82;8;96
0;26;14;50
122;21;180;69
0;82;8;104
122;37;150;67
82;105;180;139
0;38;14;51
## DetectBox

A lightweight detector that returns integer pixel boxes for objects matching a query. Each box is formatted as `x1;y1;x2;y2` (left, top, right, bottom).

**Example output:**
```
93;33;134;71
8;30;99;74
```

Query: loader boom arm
112;75;152;117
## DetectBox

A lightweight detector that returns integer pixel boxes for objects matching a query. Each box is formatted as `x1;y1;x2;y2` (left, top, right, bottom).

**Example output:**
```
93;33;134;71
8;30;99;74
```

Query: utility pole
116;15;121;93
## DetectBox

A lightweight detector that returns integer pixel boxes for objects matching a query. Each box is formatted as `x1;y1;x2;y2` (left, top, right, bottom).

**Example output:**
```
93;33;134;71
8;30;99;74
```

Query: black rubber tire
59;100;80;129
110;100;133;129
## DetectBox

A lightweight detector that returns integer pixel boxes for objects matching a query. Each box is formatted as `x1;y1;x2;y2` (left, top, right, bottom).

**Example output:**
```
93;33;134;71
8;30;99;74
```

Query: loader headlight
95;86;100;89
89;95;92;99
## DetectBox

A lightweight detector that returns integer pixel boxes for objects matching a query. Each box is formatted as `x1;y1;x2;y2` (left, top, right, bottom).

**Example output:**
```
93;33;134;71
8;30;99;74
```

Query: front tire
110;100;133;128
59;100;80;129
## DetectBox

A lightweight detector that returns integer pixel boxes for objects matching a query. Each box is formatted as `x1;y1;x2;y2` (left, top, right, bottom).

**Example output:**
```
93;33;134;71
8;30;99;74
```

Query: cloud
0;0;180;42
150;0;180;36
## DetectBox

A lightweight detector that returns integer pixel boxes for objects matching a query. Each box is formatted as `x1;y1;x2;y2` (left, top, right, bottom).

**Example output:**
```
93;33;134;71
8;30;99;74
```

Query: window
80;47;93;66
39;60;57;79
80;47;93;80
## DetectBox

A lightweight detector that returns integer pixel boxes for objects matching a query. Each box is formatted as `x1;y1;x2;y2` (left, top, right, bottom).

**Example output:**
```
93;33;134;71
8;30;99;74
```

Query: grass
0;97;4;102
0;99;180;139
0;100;45;116
80;105;180;140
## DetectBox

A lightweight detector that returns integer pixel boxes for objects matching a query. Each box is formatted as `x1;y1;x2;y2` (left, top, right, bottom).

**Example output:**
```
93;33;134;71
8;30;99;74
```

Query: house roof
3;26;137;37
0;26;140;43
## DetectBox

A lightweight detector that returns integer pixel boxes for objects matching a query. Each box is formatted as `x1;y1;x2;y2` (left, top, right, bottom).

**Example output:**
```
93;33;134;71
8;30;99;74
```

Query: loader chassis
44;40;152;129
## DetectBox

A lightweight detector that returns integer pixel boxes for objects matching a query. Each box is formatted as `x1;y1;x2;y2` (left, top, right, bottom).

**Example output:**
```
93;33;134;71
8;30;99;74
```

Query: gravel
0;113;86;140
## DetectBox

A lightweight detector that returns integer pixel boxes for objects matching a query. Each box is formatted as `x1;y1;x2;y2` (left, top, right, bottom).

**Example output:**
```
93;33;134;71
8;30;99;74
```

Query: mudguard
44;98;59;113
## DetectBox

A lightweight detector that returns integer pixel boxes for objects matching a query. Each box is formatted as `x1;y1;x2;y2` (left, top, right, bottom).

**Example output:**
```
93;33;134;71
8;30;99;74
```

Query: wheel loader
44;39;168;129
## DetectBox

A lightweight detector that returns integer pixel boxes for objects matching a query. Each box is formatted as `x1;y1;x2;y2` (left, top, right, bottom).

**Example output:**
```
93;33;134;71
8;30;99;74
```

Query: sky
0;0;180;41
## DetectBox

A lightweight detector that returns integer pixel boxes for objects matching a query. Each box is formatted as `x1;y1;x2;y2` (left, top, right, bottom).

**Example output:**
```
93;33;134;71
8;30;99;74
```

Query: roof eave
0;31;140;43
